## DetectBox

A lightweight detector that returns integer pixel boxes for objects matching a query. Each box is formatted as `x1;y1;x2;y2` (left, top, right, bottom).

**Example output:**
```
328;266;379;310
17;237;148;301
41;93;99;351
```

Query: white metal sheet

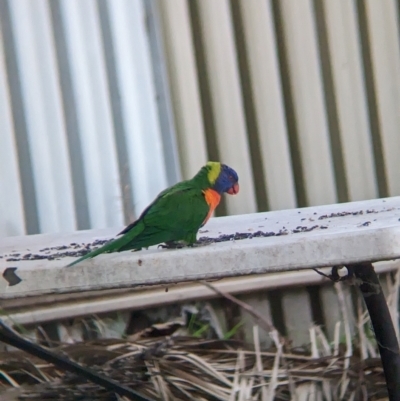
365;0;400;196
0;26;25;237
158;0;208;179
323;0;378;201
60;0;124;228
282;288;313;347
279;0;337;206
196;0;257;215
239;0;296;210
107;0;168;215
9;0;76;233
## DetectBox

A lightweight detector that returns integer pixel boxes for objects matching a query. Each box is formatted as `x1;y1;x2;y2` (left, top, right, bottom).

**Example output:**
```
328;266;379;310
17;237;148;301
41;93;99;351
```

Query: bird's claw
158;240;211;250
158;241;186;249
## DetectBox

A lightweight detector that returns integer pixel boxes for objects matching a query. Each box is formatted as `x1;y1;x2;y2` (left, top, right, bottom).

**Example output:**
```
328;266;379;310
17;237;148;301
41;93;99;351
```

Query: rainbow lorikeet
67;162;239;267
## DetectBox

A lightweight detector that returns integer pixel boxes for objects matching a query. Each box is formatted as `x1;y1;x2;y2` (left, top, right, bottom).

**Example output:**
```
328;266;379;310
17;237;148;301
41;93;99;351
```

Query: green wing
118;185;209;251
67;184;209;266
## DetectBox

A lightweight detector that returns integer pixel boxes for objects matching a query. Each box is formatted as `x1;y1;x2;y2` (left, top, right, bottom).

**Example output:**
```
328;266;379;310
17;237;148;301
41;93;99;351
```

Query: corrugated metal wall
0;0;180;237
1;0;400;238
159;0;400;212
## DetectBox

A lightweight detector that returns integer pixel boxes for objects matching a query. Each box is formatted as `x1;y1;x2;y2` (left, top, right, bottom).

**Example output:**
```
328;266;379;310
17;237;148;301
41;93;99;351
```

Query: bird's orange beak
227;183;239;195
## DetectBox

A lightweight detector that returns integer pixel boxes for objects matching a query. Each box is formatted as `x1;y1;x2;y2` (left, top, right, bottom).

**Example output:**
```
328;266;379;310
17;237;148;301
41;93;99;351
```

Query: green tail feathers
66;235;133;267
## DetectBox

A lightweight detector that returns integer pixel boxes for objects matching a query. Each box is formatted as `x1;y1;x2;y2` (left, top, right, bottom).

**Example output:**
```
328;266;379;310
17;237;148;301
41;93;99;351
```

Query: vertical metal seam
49;0;91;230
0;0;40;234
306;285;325;329
356;0;388;197
267;289;287;337
312;0;349;203
270;0;304;206
96;0;135;224
229;0;268;211
187;0;219;160
187;0;227;216
143;0;182;185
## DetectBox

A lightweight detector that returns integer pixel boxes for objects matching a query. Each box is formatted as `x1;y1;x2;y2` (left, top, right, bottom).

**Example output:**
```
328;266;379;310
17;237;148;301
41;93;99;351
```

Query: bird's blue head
206;162;239;195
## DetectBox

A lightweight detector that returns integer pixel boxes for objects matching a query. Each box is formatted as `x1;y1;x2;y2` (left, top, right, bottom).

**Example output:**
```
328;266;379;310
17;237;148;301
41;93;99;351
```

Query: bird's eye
229;175;234;181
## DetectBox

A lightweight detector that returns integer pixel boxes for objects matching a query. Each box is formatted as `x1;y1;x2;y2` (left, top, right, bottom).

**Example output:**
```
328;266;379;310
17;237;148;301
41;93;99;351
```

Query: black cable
0;320;155;401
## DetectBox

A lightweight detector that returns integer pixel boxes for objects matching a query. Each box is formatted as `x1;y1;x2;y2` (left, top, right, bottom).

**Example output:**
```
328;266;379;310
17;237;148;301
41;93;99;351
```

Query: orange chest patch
202;189;221;225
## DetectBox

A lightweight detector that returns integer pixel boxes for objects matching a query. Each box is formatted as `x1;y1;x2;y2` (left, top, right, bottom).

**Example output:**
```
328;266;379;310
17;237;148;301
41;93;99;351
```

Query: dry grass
1;270;398;401
0;321;388;401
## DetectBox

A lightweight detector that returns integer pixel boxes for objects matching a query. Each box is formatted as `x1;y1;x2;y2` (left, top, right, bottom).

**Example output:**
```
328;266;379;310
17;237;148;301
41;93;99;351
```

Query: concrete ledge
1;197;399;298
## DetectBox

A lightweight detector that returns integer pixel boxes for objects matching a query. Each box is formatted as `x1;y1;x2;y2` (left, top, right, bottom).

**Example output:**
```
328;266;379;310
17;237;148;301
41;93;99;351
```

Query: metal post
348;262;400;400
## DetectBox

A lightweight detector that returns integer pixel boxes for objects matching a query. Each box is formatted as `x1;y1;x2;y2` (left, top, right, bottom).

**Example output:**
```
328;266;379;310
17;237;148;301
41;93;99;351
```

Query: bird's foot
158;241;187;249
